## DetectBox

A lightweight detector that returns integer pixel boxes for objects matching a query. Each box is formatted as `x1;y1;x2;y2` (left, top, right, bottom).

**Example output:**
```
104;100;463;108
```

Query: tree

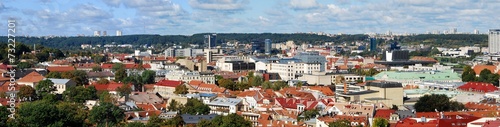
18;85;36;100
209;113;252;127
0;106;9;127
89;102;125;127
56;102;88;127
366;68;380;76
15;100;64;127
141;70;156;84
218;78;236;91
114;68;127;82
414;94;466;112
328;120;351;127
63;86;98;103
46;72;62;78
168;100;182;111
197;119;213;127
372;118;389;127
17;62;31;70
298;109;320;121
462;66;476;82
272;81;288;91
478;69;492;82
71;70;89;85
99;91;115;103
112;63;125;71
116;83;132;98
297;81;303;88
174;84;188;94
163;115;185;127
61;71;74;79
146;114;165;127
127;122;145;127
262;81;272;89
181;98;210;115
93;55;107;64
92;66;103;72
250;76;263;87
97;78;110;84
36;79;56;99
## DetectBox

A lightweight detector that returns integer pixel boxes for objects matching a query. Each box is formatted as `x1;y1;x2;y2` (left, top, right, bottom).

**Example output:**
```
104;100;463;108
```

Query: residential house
153;79;184;97
206;97;243;115
46;78;77;94
458;82;499;93
86;71;115;82
17;71;45;88
46;66;76;73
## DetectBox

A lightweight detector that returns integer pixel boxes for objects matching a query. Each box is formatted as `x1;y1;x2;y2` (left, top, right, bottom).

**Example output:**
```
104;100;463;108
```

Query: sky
0;0;499;36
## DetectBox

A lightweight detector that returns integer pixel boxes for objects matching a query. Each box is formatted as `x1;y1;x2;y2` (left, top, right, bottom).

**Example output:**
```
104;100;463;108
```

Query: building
384;50;409;61
489;29;500;54
165;70;215;84
116;30;122;36
102;31;107;36
205;34;217;49
206;97;243;115
94;31;100;36
216;57;255;72
336;81;404;106
369;38;377;52
293;51;327;72
267;58;322;81
153;80;183;97
46;78;77;94
265;39;272;55
373;70;461;87
251;40;265;54
297;72;364;86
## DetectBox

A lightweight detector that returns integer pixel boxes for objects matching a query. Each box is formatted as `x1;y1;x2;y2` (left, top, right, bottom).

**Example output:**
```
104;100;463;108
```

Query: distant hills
0;33;487;49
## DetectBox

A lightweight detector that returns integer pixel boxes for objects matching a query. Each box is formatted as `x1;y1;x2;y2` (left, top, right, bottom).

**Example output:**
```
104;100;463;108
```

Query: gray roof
207;97;242;106
46;78;71;84
87;71;114;77
181;114;218;124
366;81;402;88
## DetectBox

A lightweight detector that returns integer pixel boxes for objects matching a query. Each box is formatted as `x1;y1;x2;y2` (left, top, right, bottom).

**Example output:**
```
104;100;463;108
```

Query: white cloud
289;0;318;10
188;0;248;12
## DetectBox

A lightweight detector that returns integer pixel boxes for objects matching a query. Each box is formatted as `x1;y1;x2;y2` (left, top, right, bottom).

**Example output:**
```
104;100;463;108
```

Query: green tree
17;62;31;70
93;55;107;64
162;115;185;127
478;69;492;82
112;63;125;71
56;102;88;127
218;78;236;91
262;81;272;89
414;94;466;112
46;72;62;78
92;66;103;72
71;70;89;85
328;120;351;127
366;68;380;76
462;66;476;82
174;84;188;95
197;119;213;127
250;75;263;87
63;86;98;103
146;114;165;127
99;91;115;103
61;71;74;79
181;98;210;115
114;68;127;82
236;82;251;91
36;79;56;99
127;122;145;127
168;99;182;111
18;85;36;100
0;106;9;127
116;83;132;98
89;102;125;127
298;109;320;121
272;81;288;91
297;81;304;88
15;100;64;127
141;70;156;84
209;113;252;127
97;78;110;84
372;118;389;127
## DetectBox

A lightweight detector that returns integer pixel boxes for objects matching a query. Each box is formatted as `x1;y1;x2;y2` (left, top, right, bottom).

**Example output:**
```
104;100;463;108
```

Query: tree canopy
35;79;56;99
89;102;125;127
372;118;389;127
414;94;466;112
181;98;210;115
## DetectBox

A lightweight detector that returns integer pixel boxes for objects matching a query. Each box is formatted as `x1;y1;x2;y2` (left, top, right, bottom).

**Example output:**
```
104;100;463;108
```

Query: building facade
489;29;500;54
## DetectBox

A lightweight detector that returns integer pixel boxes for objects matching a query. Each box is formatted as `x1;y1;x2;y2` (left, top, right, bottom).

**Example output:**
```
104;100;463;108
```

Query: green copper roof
373;70;461;81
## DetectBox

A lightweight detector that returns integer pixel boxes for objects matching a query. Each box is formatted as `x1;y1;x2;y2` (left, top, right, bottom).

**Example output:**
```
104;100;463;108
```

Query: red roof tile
473;65;497;75
374;109;396;119
155;80;183;87
91;82;132;91
275;98;318;110
458;82;498;93
17;71;45;83
47;66;75;72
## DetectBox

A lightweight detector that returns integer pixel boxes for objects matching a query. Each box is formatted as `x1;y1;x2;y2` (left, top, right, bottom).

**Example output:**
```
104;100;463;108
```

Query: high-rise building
94;31;100;36
102;31;107;36
489;29;500;54
264;39;272;55
474;29;479;34
116;30;122;36
451;28;457;34
205;34;217;49
369;38;377;52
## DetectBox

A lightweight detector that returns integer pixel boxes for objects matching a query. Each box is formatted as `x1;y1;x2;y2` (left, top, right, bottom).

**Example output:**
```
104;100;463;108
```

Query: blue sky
0;0;499;36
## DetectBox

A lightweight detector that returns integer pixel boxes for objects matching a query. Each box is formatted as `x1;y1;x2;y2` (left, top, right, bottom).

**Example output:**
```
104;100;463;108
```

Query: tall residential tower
489;29;500;54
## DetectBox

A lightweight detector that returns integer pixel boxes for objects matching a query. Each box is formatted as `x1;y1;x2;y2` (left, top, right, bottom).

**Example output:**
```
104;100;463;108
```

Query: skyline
0;0;499;36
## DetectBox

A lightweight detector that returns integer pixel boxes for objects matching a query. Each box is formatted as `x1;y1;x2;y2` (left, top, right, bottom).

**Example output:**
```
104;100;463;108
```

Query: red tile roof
473;65;497;75
309;86;335;96
374;109;396;119
47;66;76;72
0;81;21;93
437;115;480;127
91;82;132;91
275;98;318;110
465;102;500;111
155;80;183;87
17;71;45;83
481;119;500;127
458;82;498;93
101;63;151;69
394;117;438;127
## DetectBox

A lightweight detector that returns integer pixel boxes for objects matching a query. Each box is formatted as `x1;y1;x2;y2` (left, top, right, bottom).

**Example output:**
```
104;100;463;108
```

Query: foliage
372;118;389;127
141;70;156;84
163;115;185;127
126;122;145;127
35;79;56;99
46;72;62;78
97;78;110;84
236;82;251;91
112;63;125;71
462;65;476;82
414;94;466;112
89;102;125;127
56;102;89;126
181;98;210;115
98;91;115;103
207;113;252;127
114;68;127;82
298;109;320;121
17;62;31;70
18;85;36;100
218;78;236;91
250;75;263;87
174;84;188;95
168;100;183;112
197;119;213;127
0;106;8;127
63;86;98;103
14;100;64;127
328;120;351;127
146;114;165;127
116;83;132;97
262;81;272;89
93;55;107;64
92;66;103;72
272;81;288;91
71;70;89;85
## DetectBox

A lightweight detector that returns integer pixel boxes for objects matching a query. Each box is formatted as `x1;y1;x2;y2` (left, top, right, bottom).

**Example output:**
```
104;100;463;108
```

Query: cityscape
2;0;500;127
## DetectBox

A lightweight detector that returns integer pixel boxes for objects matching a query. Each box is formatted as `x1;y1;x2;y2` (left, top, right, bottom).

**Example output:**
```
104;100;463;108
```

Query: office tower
94;31;100;36
102;31;107;36
474;29;479;34
251;40;265;54
205;34;217;49
265;39;272;55
369;38;377;52
489;29;500;54
451;28;457;34
116;30;122;36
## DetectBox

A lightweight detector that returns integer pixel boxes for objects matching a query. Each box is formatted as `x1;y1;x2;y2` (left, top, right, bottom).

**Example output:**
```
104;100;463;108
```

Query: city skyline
0;0;499;36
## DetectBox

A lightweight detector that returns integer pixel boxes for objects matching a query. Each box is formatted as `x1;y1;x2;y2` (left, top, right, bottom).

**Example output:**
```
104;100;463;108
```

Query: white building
165;70;215;84
116;30;122;36
267;60;322;81
489;29;500;54
206;97;243;115
391;64;452;71
46;78;77;94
